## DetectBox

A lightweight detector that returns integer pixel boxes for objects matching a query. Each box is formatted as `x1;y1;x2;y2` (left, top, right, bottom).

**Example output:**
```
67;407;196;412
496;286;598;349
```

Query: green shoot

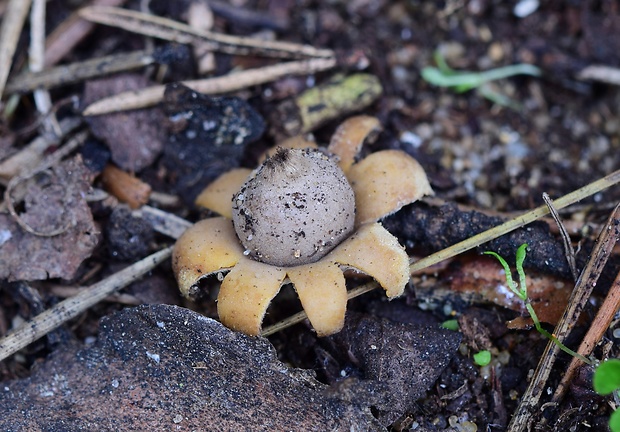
473;350;492;367
484;244;592;365
421;51;541;109
441;319;459;331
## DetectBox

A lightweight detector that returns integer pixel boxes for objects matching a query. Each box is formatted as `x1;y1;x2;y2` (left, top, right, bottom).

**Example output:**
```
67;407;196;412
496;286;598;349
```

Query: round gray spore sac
232;147;355;267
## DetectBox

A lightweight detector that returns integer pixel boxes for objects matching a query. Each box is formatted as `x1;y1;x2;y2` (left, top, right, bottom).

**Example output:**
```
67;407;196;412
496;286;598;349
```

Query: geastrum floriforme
172;116;433;336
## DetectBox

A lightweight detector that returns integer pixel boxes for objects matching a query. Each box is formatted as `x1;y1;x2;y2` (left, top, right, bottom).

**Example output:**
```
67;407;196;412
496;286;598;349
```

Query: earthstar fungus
173;116;433;336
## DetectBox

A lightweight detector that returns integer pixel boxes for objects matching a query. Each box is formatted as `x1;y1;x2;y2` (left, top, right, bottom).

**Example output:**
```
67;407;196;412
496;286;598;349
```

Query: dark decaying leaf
0;157;99;281
448;255;573;328
83;74;166;172
105;206;154;261
384;202;573;278
324;312;462;425
0;305;383;431
162;83;265;204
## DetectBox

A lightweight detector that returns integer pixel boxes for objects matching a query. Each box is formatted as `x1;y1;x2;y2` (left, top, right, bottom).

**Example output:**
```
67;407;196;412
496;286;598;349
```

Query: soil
1;1;620;431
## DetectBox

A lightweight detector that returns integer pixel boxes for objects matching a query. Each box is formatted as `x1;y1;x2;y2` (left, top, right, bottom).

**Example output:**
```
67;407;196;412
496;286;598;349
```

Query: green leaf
610;408;620;432
483;250;522;299
441;319;459;331
593;359;620;395
473;350;492;366
515;243;528;298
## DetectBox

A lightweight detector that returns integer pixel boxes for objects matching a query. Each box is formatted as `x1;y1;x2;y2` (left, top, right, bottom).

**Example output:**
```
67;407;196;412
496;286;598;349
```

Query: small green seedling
473;350;492;367
441;319;459;331
593;359;620;432
484;244;591;365
421;51;541;110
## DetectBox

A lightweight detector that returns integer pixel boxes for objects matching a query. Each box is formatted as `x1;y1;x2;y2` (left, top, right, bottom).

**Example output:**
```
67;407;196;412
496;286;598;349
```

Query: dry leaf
0;157;99;281
83;74;166;172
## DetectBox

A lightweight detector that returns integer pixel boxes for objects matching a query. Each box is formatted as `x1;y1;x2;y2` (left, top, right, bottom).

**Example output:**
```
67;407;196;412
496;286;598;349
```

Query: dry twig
507;203;620;432
207;0;289;31
7;49;158;94
101;164;152;209
543;192;579;280
30;0;61;136
0;116;82;184
78;5;334;59
82;57;337;115
0;0;32;98
552;257;620;404
0;246;172;362
44;0;127;67
578;65;620;86
139;205;192;239
187;1;216;75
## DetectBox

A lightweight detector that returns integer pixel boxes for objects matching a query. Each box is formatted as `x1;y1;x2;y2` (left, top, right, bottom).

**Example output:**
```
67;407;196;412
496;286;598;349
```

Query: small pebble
514;0;539;18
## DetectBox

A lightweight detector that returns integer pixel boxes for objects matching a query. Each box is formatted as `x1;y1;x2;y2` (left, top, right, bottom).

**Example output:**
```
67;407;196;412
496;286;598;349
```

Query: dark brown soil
1;1;619;431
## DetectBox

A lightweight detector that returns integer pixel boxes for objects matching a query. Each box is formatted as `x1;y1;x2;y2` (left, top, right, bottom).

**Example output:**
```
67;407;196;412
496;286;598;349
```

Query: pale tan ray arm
347;150;433;226
327;115;381;174
287;261;347;337
172;217;243;298
194;168;252;218
218;256;287;336
328;223;409;298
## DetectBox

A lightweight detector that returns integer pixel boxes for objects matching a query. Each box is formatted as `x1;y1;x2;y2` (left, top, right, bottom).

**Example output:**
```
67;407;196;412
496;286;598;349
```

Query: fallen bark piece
83;74;166;172
0;305;383;431
384;202;573;278
105;206;154;261
0;157;99;281
325;312;462;426
162;83;265;204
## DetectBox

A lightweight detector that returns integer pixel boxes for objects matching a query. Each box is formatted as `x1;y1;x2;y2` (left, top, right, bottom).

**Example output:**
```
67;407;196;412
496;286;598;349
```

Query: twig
79;6;334;59
49;285;142;305
551;263;620;404
507;203;620;432
0;116;82;184
147;191;180;208
44;0;127;67
263;169;620;336
7;49;157;94
82;57;337;115
101;164;152;209
139;205;192;239
0;246;172;362
0;0;32;98
578;65;620;86
543;192;579;280
187;2;216;75
208;0;289;31
30;0;61;137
